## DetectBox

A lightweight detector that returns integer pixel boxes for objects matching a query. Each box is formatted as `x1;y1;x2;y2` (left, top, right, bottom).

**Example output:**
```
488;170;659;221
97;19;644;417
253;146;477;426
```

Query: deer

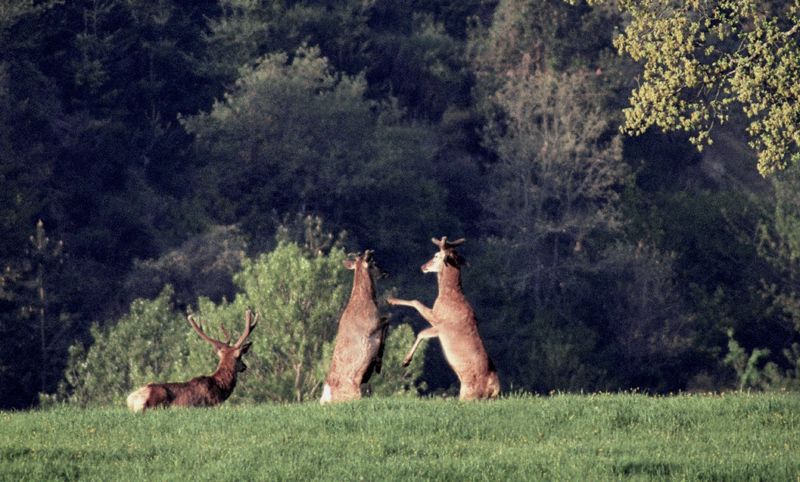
126;310;258;412
387;237;500;400
321;249;389;404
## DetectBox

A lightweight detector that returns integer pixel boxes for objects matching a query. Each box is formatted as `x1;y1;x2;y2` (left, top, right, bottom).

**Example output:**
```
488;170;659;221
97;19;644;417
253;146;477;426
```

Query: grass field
1;393;798;481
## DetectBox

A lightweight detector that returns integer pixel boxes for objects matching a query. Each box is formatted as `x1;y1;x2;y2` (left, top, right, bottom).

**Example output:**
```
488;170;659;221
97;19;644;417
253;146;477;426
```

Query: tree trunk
294;361;304;402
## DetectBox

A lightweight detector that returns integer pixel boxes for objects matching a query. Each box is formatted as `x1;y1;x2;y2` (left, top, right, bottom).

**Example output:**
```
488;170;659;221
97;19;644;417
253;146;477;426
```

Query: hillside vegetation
2;394;798;481
3;0;800;409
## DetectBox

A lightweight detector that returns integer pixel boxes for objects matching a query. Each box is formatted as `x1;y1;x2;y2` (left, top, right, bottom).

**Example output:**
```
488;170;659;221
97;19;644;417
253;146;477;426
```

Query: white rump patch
126;386;150;412
320;383;332;405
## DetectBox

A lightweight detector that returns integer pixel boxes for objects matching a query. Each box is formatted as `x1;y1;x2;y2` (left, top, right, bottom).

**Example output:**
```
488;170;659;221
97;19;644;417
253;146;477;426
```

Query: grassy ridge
1;393;798;481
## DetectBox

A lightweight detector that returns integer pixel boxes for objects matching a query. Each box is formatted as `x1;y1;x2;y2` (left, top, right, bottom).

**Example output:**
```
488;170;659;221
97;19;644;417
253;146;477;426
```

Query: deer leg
370;316;390;336
403;326;439;367
374;321;389;374
363;320;391;383
387;297;438;325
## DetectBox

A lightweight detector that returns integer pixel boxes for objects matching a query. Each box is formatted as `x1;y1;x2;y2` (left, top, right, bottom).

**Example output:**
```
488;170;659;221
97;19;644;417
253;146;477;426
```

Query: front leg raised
387;297;437;325
403;326;439;366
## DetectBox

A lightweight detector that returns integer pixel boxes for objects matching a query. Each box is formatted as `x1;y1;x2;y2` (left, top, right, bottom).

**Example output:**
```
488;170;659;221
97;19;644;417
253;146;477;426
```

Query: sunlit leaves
581;0;800;175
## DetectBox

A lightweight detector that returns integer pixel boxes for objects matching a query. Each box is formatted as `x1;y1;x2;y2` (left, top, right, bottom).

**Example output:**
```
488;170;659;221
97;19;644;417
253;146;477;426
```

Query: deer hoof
402;357;411;367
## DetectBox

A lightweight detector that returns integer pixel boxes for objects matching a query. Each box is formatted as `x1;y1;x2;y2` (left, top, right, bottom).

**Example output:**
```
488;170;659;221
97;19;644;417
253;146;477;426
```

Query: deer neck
437;265;464;299
349;268;376;305
212;356;238;394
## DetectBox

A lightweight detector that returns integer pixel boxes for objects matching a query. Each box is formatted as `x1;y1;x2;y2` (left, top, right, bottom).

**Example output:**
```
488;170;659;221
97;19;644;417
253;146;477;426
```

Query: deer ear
238;341;253;356
342;259;356;270
444;251;465;267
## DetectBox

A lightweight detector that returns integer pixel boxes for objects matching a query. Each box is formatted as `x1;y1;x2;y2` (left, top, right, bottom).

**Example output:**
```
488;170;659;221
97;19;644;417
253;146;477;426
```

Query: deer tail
126;386;151;413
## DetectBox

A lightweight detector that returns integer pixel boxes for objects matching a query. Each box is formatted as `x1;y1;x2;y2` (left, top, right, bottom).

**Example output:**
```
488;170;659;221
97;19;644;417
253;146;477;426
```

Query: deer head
421;236;466;273
187;310;258;372
343;249;387;279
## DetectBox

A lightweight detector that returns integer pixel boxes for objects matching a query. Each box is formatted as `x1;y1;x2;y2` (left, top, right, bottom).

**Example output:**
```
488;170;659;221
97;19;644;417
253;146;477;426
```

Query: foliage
471;0;616;84
740;164;800;390
0;0;62;302
4;395;800;480
202;1;481;120
182;45;454;265
0;0;59;31
760;164;800;334
584;0;800;175
274;213;344;258
725;331;800;391
481;67;627;305
56;286;187;408
502;308;604;393
470;0;630;120
469;239;695;393
0;221;74;409
622;184;791;389
370;13;471;121
202;0;372;82
471;42;701;392
724;330;771;391
123;225;247;309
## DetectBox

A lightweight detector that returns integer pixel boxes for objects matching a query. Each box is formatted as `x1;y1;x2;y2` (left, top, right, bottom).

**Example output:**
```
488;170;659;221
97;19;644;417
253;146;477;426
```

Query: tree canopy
583;0;800;175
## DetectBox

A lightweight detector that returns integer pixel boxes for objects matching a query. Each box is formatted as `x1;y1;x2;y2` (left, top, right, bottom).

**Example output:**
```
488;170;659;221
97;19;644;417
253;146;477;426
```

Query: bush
55;286;187;407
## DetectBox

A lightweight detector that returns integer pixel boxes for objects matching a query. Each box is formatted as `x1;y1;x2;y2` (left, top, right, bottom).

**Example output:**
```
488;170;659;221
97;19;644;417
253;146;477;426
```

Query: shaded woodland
1;0;799;409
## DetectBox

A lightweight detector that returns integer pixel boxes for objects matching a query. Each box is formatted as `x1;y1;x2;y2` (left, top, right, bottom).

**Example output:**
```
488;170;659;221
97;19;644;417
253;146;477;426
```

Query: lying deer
126;310;258;412
388;237;500;400
321;250;389;404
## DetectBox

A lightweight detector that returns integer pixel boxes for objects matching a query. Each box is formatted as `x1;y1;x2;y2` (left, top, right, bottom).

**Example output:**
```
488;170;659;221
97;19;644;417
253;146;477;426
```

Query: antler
187;315;226;350
431;236;465;249
234;310;259;348
219;323;232;344
447;238;465;248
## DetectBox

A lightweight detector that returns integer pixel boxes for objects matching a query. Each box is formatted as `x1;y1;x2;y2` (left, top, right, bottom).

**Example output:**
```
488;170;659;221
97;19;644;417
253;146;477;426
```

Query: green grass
1;393;798;481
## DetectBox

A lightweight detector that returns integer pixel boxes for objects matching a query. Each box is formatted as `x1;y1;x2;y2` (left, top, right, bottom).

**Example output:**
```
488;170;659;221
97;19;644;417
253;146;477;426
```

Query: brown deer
387;237;500;400
126;310;258;412
321;250;389;404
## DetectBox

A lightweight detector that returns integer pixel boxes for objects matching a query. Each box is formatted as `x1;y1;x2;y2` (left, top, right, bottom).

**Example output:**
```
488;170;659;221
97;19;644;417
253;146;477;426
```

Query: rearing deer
388;237;500;400
321;250;389;404
126;310;258;412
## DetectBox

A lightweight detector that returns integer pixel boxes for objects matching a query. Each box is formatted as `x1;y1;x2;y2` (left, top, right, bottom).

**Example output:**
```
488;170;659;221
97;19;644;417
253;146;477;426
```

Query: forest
1;0;799;409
